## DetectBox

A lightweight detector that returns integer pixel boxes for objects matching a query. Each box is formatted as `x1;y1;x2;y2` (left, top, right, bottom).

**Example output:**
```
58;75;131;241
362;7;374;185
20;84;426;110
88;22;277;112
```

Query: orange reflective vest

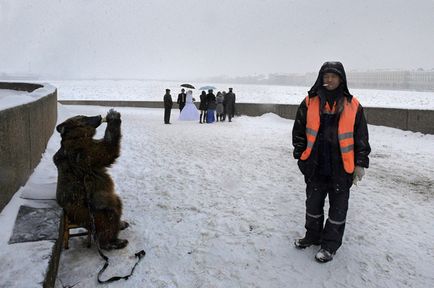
300;95;359;173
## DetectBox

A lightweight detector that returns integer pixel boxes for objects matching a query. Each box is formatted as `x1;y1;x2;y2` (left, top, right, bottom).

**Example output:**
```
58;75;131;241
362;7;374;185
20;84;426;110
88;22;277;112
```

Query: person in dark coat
206;89;217;123
177;88;187;112
199;90;208;123
163;88;173;124
216;91;225;121
292;61;371;263
221;91;227;121
224;88;236;122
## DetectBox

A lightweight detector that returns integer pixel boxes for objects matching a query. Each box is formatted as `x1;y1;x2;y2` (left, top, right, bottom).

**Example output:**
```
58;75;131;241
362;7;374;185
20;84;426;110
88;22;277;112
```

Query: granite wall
59;100;434;134
0;82;57;211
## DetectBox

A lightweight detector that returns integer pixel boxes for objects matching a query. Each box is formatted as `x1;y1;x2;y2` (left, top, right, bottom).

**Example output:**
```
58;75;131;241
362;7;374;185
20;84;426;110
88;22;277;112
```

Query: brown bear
53;109;128;250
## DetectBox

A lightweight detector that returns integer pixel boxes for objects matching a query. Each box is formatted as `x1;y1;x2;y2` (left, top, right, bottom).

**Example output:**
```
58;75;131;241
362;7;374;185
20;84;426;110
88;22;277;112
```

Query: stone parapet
59;100;434;135
0;82;57;211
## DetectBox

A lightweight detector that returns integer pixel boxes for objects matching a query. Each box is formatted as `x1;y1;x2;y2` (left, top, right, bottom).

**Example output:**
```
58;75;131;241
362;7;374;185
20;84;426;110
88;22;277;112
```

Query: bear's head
56;115;102;139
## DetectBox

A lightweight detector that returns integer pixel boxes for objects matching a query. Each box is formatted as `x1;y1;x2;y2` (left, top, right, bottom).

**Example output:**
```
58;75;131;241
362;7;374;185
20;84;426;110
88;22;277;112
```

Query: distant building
407;70;434;91
302;70;434;91
269;73;307;86
203;69;434;91
348;70;411;90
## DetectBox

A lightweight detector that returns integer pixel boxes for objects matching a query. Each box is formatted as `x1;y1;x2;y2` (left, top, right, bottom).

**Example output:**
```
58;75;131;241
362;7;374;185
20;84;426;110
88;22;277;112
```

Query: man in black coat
292;61;371;263
177;88;186;112
224;88;236;122
163;88;173;124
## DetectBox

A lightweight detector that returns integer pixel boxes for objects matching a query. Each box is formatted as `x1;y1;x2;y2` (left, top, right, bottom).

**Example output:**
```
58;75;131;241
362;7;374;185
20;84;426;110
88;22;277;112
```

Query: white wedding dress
179;91;200;121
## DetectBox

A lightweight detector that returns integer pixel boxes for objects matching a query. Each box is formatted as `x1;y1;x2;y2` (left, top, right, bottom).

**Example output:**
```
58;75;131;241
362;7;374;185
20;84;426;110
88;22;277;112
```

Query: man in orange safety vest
292;61;371;263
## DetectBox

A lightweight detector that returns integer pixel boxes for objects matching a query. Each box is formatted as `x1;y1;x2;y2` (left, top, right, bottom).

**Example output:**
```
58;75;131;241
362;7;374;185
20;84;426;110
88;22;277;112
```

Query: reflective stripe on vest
299;95;359;173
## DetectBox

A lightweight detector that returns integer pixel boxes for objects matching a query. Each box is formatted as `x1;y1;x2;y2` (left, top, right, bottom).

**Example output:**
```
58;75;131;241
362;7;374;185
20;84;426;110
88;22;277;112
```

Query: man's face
323;73;341;91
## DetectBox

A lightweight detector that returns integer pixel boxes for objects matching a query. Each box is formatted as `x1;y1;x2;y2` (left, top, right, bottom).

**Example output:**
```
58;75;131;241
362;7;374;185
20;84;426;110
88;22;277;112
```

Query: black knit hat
308;61;352;98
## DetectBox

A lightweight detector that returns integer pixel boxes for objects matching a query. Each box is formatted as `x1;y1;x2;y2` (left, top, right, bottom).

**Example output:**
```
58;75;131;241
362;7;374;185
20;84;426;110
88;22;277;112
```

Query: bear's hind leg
93;209;128;250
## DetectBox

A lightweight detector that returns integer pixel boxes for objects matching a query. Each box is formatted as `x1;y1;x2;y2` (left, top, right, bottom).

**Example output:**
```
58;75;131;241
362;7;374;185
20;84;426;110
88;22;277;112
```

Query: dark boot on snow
315;248;335;263
294;237;321;249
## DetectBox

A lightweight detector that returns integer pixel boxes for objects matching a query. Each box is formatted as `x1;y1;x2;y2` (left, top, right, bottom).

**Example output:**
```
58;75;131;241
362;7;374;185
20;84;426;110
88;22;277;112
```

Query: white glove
353;166;365;186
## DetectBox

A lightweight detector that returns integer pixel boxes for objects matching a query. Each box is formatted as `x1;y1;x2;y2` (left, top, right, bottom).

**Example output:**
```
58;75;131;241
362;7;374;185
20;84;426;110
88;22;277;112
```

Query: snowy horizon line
2;67;434;82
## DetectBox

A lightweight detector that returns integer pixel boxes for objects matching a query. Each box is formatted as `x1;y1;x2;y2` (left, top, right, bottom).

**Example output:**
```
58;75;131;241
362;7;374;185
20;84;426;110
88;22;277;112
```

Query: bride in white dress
179;90;200;121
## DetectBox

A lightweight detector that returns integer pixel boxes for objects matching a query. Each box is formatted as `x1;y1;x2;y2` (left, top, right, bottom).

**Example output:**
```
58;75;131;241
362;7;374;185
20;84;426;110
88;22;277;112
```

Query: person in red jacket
292;61;371;263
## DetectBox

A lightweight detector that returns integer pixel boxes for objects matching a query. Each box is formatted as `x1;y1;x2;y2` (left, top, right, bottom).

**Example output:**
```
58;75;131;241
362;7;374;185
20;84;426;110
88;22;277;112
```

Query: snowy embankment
46;105;433;288
0;84;55;111
0;89;31;109
1;102;433;287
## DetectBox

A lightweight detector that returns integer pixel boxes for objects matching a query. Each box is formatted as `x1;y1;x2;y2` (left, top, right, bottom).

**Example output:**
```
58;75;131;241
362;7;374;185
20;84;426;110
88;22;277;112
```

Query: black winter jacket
199;93;208;110
163;93;173;108
206;92;217;110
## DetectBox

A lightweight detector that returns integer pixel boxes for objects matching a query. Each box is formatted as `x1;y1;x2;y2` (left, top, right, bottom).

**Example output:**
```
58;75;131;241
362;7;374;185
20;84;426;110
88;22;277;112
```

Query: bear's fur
53;109;128;250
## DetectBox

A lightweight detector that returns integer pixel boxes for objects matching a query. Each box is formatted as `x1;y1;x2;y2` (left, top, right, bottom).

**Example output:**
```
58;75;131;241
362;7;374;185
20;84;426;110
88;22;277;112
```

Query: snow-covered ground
1;80;434;287
1;103;433;288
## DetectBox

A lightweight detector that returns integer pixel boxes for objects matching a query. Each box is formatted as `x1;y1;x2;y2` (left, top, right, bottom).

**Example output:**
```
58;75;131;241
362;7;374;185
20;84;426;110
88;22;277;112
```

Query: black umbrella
180;83;195;89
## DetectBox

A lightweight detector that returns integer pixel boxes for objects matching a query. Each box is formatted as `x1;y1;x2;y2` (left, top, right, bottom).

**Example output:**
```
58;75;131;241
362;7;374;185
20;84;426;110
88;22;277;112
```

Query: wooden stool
63;213;92;249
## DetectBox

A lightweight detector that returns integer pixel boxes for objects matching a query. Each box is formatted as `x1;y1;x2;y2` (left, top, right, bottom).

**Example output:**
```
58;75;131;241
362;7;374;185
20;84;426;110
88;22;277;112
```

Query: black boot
315;248;335;263
294;237;321;249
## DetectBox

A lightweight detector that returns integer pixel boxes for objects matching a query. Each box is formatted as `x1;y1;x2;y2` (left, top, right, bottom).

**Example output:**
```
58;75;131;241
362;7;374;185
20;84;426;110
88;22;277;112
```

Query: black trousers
304;173;352;253
164;107;171;124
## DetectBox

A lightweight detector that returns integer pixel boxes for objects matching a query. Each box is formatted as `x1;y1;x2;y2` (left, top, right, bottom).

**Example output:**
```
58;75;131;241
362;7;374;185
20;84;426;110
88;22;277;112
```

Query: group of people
163;62;371;264
163;87;236;124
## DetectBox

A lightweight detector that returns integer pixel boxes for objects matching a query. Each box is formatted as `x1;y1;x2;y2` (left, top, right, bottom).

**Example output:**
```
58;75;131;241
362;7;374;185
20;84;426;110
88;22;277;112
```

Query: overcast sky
1;0;433;80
